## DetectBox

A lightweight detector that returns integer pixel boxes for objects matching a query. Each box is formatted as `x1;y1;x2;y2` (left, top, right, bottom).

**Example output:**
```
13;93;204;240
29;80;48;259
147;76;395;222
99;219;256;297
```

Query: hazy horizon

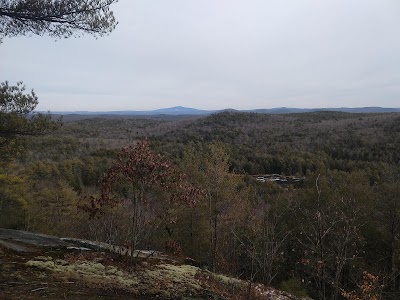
40;105;400;114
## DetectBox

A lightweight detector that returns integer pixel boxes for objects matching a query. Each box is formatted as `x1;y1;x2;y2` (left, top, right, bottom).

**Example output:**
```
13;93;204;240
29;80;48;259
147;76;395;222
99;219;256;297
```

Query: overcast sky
1;0;400;111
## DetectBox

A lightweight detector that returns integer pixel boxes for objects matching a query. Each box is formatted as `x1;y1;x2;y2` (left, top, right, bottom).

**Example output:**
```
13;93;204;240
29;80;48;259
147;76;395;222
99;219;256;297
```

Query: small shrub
279;277;308;298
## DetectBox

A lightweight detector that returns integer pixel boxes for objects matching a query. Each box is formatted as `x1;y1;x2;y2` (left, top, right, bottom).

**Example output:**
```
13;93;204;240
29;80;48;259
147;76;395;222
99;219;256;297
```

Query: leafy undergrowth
0;246;308;300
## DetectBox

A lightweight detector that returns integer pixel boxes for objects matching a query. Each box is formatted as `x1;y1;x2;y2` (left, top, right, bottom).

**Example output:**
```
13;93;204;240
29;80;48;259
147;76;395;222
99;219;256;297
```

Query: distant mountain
251;107;400;114
323;107;400;113
151;106;214;115
251;107;311;114
46;106;400;116
49;106;216;116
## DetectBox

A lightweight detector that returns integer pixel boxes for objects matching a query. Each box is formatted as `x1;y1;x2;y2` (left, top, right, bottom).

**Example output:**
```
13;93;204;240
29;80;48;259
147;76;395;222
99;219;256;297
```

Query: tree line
1;116;400;299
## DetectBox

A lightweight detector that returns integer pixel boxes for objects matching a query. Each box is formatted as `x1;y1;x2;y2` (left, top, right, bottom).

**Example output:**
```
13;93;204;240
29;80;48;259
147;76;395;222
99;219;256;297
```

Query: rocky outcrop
0;228;311;300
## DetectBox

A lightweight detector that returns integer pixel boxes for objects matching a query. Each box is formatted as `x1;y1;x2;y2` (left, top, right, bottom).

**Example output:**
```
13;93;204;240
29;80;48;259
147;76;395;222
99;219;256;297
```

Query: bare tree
80;139;203;255
293;173;367;300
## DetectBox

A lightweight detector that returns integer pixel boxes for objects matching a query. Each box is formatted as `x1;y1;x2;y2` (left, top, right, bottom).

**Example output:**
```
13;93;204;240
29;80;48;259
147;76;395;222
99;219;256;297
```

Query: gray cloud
1;0;399;111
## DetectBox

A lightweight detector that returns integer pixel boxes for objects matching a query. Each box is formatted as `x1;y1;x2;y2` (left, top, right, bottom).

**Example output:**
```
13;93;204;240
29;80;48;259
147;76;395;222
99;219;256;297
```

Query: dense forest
1;110;400;300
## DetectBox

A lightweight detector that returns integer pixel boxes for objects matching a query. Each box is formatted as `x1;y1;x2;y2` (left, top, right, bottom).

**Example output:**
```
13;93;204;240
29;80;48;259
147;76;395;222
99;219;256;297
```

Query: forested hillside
1;111;400;299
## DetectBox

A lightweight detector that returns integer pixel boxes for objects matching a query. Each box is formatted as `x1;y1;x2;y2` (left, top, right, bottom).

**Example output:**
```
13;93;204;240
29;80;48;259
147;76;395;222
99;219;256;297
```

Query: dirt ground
0;246;153;300
0;229;304;300
0;229;166;299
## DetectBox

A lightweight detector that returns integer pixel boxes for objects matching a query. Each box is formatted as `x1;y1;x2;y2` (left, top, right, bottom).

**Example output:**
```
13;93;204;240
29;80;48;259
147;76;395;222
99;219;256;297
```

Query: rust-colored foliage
79;139;204;251
108;140;199;200
341;271;381;300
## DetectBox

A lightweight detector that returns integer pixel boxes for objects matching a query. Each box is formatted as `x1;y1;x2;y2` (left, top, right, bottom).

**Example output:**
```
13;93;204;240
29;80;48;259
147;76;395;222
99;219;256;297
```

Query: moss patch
25;254;310;300
25;256;203;298
26;257;139;290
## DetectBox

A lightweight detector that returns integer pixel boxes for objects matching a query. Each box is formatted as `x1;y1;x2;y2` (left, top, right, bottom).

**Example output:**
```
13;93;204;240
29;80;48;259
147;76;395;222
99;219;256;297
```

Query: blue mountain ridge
44;106;400;115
